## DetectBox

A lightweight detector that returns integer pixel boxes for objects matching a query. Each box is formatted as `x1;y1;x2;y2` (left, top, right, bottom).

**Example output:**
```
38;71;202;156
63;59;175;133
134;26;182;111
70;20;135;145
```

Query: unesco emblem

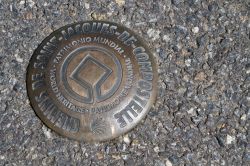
61;46;122;104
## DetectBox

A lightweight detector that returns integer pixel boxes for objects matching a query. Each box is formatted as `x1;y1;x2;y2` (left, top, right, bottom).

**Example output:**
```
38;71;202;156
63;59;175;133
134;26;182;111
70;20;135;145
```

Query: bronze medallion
26;21;158;142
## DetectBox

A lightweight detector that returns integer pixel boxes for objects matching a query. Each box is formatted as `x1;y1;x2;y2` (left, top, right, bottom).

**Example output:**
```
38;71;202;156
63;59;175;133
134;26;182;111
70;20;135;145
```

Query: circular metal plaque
27;21;158;142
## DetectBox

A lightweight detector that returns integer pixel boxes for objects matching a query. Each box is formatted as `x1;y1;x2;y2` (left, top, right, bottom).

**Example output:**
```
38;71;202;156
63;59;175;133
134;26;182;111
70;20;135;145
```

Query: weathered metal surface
26;21;158;142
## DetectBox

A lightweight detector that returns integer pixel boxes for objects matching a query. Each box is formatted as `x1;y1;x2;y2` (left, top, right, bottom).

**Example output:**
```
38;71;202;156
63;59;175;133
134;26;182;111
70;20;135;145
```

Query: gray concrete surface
0;0;249;165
